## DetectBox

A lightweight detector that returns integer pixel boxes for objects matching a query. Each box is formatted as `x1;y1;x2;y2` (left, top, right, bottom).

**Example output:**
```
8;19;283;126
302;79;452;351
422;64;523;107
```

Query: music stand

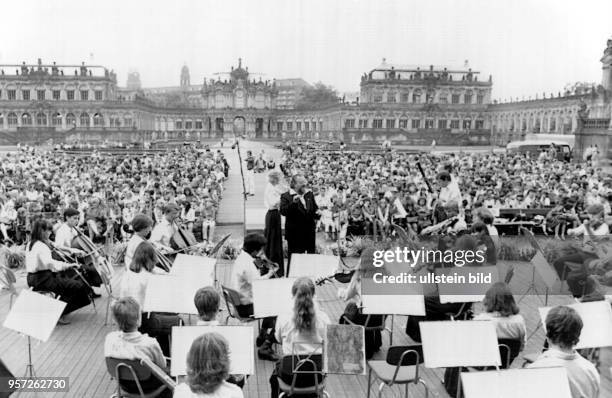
420;320;501;398
289;254;339;280
3;290;66;377
519;227;559;306
170;325;254;376
461;367;572;398
252;278;296;318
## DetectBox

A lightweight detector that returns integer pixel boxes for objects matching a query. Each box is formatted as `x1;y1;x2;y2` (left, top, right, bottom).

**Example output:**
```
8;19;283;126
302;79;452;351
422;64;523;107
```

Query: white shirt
124;234;145;269
119;269;152;308
275;303;331;356
150;218;174;250
104;331;166;371
173;381;243;398
439;182;462;207
529;348;600;398
54;223;77;249
568;222;609;243
264;183;281;210
473;312;526;350
25;241;72;273
230;250;261;305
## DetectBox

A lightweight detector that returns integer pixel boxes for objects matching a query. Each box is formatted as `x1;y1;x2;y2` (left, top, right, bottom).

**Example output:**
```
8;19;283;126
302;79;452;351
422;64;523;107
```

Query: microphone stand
232;137;248;236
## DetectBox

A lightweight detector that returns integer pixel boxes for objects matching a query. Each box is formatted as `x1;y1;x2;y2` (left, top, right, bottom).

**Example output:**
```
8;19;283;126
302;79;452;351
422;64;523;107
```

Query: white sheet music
252;278;296;318
170;254;215;285
143;274;210;314
420;320;501;368
170;326;254;376
539;301;612;349
461;367;571;398
289;254;339;279
436;266;499;303
3;290;66;342
361;294;426;316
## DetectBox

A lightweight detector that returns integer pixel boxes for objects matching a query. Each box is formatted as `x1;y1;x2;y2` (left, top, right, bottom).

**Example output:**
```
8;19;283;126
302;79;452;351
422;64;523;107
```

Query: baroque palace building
0;39;610;154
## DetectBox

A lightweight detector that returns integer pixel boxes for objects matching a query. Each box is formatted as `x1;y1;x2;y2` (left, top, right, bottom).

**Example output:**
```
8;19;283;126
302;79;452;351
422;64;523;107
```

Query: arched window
21;113;32;126
93;113;104;127
66;113;76;126
52;113;62;126
7;113;17;127
36;113;47;126
80;112;90;127
124;117;133;128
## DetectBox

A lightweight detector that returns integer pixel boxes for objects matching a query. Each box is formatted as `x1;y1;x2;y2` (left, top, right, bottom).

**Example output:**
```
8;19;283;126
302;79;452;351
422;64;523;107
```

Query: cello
170;219;200;254
70;226;113;290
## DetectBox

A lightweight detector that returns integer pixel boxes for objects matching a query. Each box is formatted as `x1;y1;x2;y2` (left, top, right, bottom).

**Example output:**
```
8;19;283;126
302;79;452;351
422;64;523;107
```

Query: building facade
0;39;610;151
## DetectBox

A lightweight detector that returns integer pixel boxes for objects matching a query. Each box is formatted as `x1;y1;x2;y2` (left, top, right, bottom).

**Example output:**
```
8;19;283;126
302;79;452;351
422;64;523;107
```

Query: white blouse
25;241;72;274
264;183;282;210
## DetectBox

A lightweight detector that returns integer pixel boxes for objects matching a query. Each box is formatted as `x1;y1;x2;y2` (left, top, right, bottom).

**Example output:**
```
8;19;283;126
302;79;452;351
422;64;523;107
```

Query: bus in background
506;139;573;161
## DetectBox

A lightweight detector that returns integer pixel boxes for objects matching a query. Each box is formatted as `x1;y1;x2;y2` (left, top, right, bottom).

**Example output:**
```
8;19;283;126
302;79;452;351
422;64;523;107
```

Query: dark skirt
27;270;92;316
139;312;182;357
264;209;284;276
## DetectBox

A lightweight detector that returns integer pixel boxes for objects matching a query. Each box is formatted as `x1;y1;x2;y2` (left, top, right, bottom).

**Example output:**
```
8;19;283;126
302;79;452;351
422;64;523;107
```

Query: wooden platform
1;141;611;397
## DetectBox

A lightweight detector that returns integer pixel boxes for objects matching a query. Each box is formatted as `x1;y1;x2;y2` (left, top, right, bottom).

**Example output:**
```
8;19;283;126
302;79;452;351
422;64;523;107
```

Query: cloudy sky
2;0;610;100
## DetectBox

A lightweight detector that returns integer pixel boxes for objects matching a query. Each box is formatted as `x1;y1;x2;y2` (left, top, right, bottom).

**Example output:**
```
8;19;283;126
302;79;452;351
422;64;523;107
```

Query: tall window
195;120;203;129
373;95;383;103
399;119;408;129
277;121;283;131
451;94;460;104
304;121;310;131
475;119;484;129
425;119;434;129
401;93;409;103
175;120;183;129
7;113;17;126
344;119;355;128
37;90;45;101
476;95;484;104
185;120;193;129
412;90;421;103
22;90;30;100
463;119;472;130
359;119;368;128
411;119;421;129
53;90;61;100
286;121;293;130
386;119;395;129
450;120;460;129
93;113;104;127
549;119;556;132
387;92;396;103
296;121;302;131
125;117;133;128
464;92;472;104
372;119;383;128
80;112;90;127
80;90;89;100
52;113;62;126
438;119;447;129
21;113;32;126
66;113;76;126
95;90;103;100
67;90;75;100
439;94;448;104
36;113;47;126
8;90;16;100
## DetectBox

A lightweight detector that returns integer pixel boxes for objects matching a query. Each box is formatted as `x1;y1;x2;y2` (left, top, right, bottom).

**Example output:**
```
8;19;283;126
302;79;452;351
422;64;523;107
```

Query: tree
294;82;340;110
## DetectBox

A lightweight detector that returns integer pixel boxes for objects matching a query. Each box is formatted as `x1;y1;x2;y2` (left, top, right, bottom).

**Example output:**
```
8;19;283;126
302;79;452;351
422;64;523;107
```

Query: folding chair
105;357;170;398
277;354;328;398
221;285;261;329
367;344;429;398
341;313;394;346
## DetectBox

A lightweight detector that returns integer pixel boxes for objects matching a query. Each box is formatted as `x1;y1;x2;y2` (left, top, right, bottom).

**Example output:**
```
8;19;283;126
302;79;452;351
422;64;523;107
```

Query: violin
253;255;280;277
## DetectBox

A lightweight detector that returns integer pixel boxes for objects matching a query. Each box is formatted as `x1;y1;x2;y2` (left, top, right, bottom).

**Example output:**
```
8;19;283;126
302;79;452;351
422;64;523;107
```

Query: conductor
280;174;320;275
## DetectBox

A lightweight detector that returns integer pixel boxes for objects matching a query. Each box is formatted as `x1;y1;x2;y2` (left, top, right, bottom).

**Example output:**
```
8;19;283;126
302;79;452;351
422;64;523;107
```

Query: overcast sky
2;0;611;100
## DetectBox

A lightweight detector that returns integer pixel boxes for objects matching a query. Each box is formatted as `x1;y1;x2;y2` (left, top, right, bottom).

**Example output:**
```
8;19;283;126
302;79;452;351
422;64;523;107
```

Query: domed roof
230;58;248;81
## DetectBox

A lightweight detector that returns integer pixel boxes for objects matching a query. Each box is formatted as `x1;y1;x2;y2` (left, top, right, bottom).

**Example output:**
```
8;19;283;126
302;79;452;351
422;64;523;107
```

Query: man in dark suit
280;174;319;275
